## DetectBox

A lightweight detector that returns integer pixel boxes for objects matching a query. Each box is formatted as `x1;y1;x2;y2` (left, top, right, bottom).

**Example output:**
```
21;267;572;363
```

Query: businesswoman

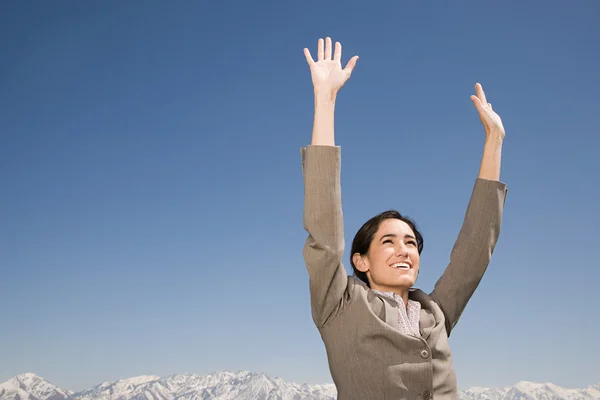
300;37;508;399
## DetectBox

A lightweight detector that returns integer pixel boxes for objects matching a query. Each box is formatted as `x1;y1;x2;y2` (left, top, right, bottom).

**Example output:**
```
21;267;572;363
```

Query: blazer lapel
382;297;400;331
364;286;400;331
410;289;436;340
418;308;436;340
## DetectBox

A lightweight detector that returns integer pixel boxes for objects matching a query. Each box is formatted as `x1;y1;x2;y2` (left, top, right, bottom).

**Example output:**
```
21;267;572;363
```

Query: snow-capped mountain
1;372;598;400
75;371;336;400
0;372;336;400
0;373;73;400
460;381;600;400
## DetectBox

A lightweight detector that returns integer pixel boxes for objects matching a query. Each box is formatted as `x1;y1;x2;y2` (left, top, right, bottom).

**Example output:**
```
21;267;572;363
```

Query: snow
0;381;35;400
465;386;491;394
120;376;160;386
0;373;71;400
1;372;598;400
72;371;336;400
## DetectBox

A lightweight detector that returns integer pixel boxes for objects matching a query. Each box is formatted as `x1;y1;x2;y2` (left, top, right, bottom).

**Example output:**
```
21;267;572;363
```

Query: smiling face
352;218;421;295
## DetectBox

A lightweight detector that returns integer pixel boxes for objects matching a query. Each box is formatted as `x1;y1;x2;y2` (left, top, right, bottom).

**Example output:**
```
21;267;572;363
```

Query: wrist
314;89;337;104
485;130;505;146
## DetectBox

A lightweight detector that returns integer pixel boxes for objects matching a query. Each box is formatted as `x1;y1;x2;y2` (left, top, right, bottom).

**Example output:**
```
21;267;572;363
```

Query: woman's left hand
471;83;505;140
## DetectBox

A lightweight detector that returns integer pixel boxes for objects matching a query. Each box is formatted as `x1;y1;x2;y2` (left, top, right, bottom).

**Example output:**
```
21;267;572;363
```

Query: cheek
367;250;391;273
369;245;391;260
376;247;396;262
411;250;421;266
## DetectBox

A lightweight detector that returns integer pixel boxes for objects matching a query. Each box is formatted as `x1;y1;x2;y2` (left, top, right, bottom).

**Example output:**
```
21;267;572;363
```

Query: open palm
471;83;505;139
304;37;359;94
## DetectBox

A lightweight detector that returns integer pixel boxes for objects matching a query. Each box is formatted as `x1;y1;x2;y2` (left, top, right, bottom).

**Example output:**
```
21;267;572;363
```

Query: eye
407;240;417;246
383;239;393;244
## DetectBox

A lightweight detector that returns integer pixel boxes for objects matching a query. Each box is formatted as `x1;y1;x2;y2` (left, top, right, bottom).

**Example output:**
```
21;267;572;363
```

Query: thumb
344;56;359;74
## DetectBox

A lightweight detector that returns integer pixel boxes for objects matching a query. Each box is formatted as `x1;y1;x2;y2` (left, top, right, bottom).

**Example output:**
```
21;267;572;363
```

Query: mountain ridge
1;372;598;400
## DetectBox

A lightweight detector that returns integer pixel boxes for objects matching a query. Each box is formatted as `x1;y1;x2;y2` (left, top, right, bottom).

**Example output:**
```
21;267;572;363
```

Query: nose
394;243;409;257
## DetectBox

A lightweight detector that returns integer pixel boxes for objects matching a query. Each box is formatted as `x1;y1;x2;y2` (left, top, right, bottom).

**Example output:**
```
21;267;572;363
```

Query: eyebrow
379;233;417;241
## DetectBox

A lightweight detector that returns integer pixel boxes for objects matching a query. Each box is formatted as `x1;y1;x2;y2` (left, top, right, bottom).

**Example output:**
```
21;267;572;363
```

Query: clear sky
1;0;599;393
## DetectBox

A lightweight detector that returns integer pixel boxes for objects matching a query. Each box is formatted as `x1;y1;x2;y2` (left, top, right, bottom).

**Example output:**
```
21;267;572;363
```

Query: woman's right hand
304;37;359;96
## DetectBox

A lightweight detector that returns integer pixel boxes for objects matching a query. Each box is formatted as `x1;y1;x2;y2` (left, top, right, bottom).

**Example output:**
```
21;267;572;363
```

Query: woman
301;37;507;399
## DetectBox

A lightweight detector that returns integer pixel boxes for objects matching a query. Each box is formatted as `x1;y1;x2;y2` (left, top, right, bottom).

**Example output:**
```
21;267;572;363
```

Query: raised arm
430;83;508;336
301;37;358;328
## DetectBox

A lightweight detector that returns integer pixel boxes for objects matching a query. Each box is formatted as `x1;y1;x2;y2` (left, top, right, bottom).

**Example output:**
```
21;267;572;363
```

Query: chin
390;278;416;288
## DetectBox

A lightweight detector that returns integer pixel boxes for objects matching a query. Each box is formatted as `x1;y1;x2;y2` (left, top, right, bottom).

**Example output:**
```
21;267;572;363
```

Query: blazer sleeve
429;178;507;336
301;145;348;328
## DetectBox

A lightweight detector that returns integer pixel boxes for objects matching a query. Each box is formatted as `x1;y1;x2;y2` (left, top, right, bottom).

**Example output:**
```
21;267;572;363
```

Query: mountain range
1;371;599;400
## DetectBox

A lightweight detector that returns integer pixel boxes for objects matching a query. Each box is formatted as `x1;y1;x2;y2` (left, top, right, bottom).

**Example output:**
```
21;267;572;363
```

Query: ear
352;253;369;272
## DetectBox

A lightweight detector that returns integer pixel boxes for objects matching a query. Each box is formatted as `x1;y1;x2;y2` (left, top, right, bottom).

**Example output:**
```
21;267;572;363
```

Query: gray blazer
301;145;507;399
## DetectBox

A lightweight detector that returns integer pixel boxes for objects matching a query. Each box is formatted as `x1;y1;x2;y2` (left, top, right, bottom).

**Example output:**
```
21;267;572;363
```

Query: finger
317;38;324;61
470;95;484;112
325;37;332;60
334;41;342;62
488;103;493;110
303;48;315;65
475;83;488;105
343;55;359;74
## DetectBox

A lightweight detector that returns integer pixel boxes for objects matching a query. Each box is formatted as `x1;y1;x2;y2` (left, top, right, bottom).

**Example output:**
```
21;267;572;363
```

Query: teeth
392;263;410;269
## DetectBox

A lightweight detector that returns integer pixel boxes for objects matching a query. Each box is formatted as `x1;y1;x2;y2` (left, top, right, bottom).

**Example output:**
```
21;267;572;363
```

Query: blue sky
1;0;599;393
